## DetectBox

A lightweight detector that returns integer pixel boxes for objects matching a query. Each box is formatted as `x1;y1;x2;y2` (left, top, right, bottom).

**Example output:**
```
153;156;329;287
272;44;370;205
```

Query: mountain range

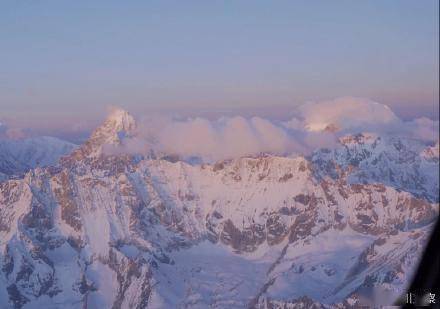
0;108;438;308
0;137;77;181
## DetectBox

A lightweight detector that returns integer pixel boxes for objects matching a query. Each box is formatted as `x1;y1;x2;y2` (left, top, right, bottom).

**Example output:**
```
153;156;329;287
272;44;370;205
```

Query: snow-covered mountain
312;133;439;203
0;109;438;308
0;136;77;179
65;108;136;162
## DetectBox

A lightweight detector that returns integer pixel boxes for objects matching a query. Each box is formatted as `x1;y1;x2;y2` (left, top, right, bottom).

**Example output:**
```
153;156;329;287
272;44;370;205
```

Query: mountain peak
88;107;136;146
62;108;137;162
105;108;136;132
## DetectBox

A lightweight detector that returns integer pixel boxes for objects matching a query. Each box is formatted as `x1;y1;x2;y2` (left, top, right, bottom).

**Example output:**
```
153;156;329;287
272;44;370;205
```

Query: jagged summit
104;108;137;133
63;107;137;162
89;107;136;145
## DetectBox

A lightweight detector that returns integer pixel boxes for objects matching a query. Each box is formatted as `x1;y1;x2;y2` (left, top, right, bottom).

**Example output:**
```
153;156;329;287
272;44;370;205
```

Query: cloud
403;117;439;142
141;116;313;161
298;97;399;132
293;97;438;142
0;122;27;140
100;97;439;161
103;114;337;161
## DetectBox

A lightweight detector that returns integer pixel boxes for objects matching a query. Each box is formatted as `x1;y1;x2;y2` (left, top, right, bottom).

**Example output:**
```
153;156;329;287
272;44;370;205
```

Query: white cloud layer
104;97;439;161
297;97;400;131
0;122;26;140
105;115;318;160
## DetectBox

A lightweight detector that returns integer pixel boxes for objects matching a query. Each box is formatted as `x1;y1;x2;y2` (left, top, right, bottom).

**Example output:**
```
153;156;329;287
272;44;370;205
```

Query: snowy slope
312;133;439;202
0;136;77;178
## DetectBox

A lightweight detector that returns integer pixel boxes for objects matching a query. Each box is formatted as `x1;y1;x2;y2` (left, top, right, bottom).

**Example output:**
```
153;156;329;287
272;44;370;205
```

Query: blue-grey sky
0;0;438;134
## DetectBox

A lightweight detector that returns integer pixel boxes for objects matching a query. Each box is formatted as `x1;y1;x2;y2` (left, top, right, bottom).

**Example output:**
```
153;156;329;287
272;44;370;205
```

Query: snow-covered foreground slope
0;137;77;179
151;224;433;308
0;109;437;308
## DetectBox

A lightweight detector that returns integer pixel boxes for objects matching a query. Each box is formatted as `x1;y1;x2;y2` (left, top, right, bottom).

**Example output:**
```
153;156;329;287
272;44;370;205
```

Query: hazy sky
1;0;438;133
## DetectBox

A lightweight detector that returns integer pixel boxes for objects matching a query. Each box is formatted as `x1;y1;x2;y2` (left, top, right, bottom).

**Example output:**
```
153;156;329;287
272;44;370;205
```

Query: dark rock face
2;246;14;278
289;212;317;243
220;219;266;252
266;214;288;245
0;181;23;233
294;194;311;205
76;274;97;295
213;162;225;172
53;172;82;232
291;263;304;274
206;211;223;243
7;284;29;309
279;173;293;182
107;249;152;309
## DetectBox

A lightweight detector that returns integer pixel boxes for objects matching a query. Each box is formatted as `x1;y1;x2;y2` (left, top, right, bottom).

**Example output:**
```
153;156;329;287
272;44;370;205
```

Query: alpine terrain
0;137;77;182
0;108;438;308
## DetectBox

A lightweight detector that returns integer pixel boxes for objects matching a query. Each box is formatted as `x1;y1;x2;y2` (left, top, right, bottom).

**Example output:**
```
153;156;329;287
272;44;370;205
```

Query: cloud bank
0;122;27;140
153;116;310;161
105;115;322;160
104;97;439;162
297;97;400;132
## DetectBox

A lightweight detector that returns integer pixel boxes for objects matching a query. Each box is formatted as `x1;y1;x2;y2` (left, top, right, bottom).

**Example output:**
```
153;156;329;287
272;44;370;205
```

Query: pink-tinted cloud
102;97;439;161
297;97;400;131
